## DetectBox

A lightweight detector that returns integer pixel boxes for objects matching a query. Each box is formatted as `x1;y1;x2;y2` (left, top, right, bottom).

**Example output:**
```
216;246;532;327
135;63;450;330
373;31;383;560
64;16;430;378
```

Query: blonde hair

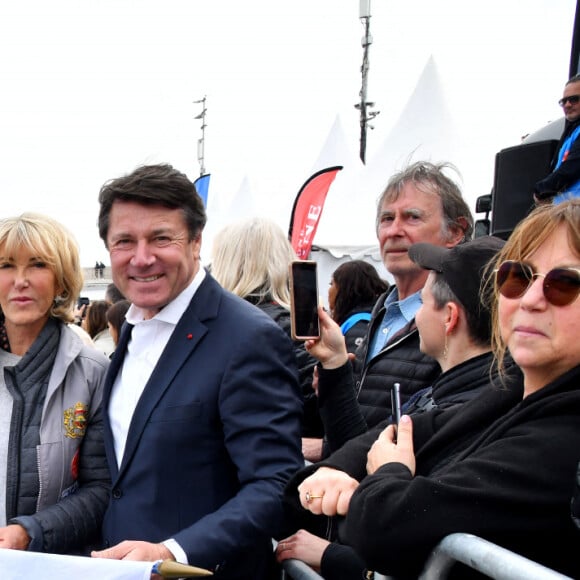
211;217;297;309
0;213;83;323
489;200;580;373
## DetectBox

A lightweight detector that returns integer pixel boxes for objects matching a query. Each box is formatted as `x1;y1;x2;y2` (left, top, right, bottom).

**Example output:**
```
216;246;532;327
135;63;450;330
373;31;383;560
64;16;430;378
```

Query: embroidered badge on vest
64;401;88;439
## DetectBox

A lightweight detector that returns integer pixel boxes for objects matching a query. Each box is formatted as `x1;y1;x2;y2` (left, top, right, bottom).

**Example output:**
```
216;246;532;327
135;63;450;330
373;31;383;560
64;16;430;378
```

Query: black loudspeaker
491;139;558;239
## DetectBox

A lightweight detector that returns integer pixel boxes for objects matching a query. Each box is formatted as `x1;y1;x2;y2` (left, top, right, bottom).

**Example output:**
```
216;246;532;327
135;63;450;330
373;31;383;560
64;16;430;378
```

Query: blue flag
194;174;211;207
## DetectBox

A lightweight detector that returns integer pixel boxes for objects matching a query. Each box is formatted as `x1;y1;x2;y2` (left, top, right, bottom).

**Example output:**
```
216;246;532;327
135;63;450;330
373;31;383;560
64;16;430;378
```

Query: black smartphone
289;261;320;340
77;296;90;316
391;382;401;426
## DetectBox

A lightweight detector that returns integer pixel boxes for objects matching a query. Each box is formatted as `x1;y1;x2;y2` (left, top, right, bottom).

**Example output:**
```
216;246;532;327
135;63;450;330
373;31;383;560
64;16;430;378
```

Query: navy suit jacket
101;274;303;578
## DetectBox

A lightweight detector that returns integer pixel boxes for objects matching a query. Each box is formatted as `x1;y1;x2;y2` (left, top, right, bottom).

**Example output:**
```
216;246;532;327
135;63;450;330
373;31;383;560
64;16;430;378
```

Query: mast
355;0;379;163
193;96;207;176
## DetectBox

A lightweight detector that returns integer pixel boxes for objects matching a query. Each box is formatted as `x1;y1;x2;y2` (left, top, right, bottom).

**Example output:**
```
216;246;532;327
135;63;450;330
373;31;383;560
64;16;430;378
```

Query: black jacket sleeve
320;542;368;580
317;362;368;453
534;132;580;199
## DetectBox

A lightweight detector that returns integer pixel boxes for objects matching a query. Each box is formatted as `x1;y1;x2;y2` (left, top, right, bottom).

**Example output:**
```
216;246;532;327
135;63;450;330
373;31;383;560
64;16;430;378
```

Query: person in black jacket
211;217;321;438
276;236;507;578
327;260;388;354
285;200;580;579
302;161;474;462
534;74;580;203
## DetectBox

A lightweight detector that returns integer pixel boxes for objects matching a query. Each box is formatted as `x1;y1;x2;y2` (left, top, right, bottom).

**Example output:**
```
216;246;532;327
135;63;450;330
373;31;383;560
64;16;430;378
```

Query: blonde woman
0;213;109;554
212;217;321;438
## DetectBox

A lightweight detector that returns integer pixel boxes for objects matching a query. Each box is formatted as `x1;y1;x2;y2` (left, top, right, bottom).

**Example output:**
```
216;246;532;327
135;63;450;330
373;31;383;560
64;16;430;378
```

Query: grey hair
375;161;474;242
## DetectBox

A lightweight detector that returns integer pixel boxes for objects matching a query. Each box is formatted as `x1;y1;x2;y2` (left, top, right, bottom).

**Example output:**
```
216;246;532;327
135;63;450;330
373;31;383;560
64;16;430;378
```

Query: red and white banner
288;166;342;259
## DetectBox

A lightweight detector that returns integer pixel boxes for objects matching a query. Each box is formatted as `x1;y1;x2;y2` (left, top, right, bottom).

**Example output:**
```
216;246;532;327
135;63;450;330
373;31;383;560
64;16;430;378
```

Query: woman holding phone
285;200;580;578
211;217;322;438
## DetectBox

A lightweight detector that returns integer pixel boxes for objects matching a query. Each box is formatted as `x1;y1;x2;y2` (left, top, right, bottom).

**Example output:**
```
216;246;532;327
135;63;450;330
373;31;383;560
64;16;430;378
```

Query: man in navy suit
91;163;303;578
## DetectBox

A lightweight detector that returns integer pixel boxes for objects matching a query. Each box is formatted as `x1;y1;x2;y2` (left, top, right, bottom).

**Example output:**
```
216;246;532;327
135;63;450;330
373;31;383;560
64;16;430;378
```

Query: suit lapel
115;275;221;479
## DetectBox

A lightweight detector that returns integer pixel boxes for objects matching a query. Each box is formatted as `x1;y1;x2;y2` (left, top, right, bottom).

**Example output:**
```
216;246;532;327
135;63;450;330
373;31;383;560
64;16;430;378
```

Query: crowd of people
0;76;579;580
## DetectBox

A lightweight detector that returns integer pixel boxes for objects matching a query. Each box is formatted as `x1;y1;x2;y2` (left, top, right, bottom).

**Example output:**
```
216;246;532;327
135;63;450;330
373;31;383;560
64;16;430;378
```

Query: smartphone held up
289;261;320;340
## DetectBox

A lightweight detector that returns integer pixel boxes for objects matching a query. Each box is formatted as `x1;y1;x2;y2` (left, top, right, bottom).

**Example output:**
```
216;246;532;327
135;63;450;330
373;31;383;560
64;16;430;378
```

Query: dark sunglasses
495;260;580;306
559;94;580;107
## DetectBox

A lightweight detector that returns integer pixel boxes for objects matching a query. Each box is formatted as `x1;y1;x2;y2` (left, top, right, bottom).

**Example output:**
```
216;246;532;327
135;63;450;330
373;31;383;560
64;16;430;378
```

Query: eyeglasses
558;95;580;107
495;260;580;306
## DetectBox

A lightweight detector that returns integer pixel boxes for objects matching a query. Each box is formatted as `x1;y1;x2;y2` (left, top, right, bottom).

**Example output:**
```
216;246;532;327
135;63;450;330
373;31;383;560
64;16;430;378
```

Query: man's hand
297;466;359;516
366;414;416;476
0;524;30;550
305;306;349;369
92;540;174;562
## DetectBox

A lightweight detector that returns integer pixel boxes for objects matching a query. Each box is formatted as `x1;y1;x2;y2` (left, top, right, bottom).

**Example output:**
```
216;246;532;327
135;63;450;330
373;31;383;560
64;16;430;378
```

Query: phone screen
77;296;90;309
290;261;320;340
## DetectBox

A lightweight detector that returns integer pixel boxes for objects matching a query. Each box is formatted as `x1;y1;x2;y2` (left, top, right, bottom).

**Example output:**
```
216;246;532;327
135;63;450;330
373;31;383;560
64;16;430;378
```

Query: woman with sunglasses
287;200;580;578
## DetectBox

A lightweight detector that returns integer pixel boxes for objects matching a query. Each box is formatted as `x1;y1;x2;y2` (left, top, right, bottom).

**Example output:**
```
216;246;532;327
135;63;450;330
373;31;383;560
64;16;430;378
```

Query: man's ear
450;217;470;244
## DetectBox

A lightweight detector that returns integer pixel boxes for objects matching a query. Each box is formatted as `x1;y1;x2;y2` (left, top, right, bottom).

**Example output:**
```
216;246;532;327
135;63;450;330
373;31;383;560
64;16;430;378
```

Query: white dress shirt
109;267;206;467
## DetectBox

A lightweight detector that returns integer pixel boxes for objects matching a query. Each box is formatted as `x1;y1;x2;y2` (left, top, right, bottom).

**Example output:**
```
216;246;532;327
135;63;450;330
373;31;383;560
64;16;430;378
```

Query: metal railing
281;559;324;580
418;533;572;580
281;533;572;580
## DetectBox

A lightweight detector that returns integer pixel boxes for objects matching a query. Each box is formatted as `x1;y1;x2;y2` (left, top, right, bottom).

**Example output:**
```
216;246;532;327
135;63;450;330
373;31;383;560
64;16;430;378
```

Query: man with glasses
534;73;580;203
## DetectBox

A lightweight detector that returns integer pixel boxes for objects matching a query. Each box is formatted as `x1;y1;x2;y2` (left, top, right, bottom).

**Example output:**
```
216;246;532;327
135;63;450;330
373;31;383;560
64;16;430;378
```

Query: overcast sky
0;0;576;265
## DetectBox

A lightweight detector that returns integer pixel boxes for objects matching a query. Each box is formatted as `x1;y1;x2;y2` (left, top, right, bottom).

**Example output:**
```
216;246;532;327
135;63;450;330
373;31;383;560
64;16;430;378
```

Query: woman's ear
444;301;460;334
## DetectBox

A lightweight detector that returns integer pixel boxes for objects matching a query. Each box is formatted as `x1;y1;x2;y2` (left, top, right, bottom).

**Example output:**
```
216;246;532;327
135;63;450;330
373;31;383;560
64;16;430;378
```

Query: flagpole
355;0;379;164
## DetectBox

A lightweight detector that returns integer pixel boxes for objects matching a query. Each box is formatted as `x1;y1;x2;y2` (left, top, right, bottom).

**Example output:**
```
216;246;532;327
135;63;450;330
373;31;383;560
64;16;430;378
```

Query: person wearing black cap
404;235;508;416
282;201;580;578
276;236;516;578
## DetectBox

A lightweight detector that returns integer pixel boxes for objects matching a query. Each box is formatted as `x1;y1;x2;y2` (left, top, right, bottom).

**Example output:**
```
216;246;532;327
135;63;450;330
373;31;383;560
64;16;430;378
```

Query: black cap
408;236;505;318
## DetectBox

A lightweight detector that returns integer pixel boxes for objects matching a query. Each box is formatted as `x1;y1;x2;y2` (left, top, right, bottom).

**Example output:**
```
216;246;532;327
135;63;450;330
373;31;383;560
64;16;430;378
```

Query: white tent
310;56;466;292
201;56;470;302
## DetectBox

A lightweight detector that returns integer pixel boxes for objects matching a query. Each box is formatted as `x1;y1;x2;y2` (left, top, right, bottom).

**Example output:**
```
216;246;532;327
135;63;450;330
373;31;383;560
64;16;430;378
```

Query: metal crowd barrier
281;559;324;580
281;533;572;580
418;533;572;580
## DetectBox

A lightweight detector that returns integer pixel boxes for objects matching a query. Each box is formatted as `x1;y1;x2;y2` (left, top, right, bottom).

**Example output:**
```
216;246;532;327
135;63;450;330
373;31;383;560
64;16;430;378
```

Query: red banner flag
288;166;342;259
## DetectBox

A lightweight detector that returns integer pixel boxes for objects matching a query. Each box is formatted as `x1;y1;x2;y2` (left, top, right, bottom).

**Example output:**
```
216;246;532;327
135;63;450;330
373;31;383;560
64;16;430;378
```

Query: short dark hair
105;283;125;304
331;260;389;326
98;163;207;245
375;161;474;242
430;273;491;346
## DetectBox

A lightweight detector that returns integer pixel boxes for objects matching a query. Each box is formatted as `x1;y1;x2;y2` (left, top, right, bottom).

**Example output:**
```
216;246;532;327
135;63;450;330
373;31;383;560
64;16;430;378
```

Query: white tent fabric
201;56;468;299
309;56;464;295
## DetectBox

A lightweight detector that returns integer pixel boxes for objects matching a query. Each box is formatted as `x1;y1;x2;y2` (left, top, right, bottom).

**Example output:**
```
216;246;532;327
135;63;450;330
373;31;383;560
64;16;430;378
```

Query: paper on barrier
0;549;152;580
